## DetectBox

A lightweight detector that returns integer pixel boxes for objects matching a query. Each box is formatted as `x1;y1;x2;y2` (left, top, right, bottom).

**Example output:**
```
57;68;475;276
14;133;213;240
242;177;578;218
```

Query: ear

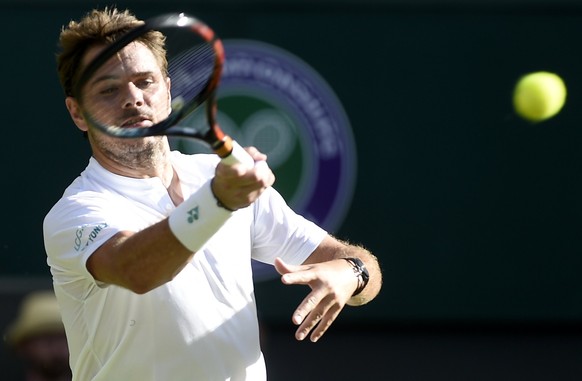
166;76;172;106
65;97;89;132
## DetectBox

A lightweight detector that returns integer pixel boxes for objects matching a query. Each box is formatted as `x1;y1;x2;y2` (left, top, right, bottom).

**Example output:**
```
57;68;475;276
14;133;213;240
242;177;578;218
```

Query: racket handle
221;140;255;168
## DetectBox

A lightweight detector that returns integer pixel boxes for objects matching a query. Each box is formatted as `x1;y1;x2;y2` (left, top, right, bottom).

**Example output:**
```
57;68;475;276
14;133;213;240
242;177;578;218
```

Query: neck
90;135;173;181
90;136;183;204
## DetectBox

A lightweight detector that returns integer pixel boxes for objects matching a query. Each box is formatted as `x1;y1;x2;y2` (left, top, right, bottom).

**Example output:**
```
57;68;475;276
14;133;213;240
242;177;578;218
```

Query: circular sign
171;39;357;234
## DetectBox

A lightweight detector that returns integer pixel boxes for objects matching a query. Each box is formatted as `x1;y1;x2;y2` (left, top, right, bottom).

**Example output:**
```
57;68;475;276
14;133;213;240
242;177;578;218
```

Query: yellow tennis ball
513;71;567;122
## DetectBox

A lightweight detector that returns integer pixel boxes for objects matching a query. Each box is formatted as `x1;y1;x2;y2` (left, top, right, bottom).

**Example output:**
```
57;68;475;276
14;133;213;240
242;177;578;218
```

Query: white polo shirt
43;151;327;381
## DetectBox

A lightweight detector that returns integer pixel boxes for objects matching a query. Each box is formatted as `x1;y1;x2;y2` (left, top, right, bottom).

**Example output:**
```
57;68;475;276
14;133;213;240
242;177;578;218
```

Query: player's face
80;41;171;128
67;42;173;170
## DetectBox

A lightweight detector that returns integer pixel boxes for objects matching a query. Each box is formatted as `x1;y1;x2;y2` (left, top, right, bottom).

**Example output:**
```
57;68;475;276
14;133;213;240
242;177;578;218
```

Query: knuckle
307;296;318;307
319;318;332;330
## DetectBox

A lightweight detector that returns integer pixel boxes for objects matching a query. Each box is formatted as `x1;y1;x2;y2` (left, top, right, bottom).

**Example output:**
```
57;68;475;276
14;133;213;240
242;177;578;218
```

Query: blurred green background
0;0;582;381
3;1;582;379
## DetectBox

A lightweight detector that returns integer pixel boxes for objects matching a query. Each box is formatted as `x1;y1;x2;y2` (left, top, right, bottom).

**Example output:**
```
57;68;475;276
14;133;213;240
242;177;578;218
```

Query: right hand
211;146;275;211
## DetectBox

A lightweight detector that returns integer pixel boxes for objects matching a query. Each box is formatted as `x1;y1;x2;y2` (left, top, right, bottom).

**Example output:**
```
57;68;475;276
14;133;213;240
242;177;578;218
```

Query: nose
122;83;144;108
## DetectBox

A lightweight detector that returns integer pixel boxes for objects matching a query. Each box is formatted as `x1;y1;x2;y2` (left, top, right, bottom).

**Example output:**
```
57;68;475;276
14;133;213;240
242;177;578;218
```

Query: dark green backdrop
2;0;582;324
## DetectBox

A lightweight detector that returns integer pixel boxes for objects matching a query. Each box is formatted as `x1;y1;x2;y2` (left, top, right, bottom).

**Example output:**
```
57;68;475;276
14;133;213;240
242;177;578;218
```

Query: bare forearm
87;219;194;294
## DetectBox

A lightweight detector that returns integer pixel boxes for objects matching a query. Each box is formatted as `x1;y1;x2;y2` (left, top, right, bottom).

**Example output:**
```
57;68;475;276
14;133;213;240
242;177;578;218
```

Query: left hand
274;257;358;342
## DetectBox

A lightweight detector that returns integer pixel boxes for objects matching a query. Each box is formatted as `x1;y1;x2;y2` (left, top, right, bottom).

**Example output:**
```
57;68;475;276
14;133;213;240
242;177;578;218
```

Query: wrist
343;257;370;296
168;180;233;252
210;178;236;212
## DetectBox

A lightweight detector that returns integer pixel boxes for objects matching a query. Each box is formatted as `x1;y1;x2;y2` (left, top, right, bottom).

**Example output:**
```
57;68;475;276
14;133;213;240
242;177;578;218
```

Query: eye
99;86;118;95
135;78;155;89
92;81;118;97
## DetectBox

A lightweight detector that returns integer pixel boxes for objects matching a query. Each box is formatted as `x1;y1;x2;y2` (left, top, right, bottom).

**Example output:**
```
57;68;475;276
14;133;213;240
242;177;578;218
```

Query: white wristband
168;180;233;252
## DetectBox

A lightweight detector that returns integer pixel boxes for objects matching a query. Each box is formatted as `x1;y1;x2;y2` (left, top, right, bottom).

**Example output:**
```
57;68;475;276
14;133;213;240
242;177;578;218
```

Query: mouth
121;116;153;128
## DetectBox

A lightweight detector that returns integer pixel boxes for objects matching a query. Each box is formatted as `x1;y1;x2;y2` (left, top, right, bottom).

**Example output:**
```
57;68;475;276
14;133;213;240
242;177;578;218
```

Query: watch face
348;257;369;282
358;261;370;281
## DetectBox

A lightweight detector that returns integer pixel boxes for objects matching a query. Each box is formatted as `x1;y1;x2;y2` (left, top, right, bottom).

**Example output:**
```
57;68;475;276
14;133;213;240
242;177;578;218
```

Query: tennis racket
73;12;253;167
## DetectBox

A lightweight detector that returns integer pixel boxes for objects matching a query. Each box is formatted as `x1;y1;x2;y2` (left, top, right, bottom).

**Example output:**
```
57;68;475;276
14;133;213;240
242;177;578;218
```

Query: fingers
215;160;271;185
279;264;317;286
212;147;275;210
293;291;343;343
245;146;273;187
215;158;274;191
282;265;344;342
277;259;355;343
274;260;334;341
244;146;268;162
273;257;293;275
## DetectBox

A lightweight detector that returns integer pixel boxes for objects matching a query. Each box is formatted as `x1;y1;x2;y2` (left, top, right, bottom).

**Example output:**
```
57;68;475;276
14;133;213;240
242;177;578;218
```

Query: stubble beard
96;133;169;171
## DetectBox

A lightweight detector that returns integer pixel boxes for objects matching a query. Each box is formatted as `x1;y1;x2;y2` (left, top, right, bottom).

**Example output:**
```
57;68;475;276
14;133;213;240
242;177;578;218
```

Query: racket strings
168;43;216;108
77;14;224;141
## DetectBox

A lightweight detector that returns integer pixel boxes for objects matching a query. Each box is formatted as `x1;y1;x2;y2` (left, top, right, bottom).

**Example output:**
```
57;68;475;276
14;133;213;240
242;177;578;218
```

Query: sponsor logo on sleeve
73;223;109;252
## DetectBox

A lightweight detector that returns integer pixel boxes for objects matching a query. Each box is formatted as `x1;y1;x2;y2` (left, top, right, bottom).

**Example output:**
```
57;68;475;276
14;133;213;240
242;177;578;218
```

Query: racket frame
73;13;237;159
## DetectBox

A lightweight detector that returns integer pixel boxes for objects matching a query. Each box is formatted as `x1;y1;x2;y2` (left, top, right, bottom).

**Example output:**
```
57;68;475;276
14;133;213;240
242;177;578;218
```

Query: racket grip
221;140;255;168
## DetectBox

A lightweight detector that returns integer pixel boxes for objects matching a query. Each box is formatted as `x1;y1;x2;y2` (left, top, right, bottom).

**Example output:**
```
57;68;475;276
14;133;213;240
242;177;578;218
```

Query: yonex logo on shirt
73;223;109;252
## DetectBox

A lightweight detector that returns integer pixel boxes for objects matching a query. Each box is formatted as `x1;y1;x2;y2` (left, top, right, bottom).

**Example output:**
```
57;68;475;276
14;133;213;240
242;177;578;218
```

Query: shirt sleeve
43;192;126;291
250;187;328;266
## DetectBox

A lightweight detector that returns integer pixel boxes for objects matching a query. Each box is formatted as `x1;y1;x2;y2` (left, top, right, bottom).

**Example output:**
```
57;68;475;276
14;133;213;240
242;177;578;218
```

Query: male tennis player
44;7;382;380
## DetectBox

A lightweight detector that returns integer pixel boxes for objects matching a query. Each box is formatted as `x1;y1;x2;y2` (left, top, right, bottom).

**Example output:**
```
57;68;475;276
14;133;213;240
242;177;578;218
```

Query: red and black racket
74;12;253;166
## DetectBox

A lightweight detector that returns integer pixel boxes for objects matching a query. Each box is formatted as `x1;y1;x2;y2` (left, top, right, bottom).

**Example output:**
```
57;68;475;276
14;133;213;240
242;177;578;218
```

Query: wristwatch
343;257;370;296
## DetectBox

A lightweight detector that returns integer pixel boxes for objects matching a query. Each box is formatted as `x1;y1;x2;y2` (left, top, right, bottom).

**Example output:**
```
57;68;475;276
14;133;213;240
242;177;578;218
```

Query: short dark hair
56;7;168;97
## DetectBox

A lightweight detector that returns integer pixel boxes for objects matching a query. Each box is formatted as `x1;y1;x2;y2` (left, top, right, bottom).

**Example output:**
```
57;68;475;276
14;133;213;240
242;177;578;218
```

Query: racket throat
211;135;234;159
